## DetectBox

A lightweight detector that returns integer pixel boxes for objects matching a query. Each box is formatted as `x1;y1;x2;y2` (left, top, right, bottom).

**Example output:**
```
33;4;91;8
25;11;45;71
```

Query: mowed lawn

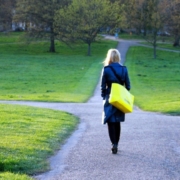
0;104;78;175
0;32;117;179
0;35;117;102
126;46;180;115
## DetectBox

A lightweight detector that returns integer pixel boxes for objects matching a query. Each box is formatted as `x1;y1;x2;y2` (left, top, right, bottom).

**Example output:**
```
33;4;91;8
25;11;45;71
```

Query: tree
0;0;16;31
164;0;180;46
139;0;149;36
142;0;165;58
14;0;71;52
121;0;140;33
55;0;121;56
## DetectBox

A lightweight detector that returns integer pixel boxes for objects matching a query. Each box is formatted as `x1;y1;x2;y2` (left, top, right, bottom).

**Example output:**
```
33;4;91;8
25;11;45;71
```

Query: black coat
101;62;131;124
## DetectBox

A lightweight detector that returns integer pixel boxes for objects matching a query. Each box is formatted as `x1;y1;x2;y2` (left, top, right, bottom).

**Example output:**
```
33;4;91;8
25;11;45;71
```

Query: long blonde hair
103;49;121;66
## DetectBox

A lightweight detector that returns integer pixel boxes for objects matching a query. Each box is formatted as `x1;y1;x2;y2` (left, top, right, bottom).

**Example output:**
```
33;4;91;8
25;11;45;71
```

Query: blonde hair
103;49;121;66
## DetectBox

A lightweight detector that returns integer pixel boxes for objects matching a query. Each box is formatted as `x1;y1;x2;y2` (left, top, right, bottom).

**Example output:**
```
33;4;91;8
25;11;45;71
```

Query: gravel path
1;36;180;180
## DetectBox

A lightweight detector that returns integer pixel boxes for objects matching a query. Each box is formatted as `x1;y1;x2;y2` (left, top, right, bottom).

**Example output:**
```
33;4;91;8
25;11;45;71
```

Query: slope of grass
0;35;117;102
0;104;78;177
125;46;180;115
0;32;24;43
140;41;180;51
0;172;33;180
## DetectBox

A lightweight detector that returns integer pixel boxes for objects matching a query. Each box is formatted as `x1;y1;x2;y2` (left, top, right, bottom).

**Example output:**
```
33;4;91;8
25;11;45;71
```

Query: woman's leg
107;122;121;154
115;122;121;145
107;122;121;145
107;122;116;145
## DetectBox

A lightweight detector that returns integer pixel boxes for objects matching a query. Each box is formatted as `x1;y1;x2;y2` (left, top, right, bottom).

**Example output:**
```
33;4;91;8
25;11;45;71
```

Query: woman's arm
101;68;107;100
124;67;131;91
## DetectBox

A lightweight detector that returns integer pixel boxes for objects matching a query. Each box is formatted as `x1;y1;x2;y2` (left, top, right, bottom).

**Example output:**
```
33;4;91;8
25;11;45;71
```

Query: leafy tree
122;0;140;32
143;0;165;58
119;0;148;35
14;0;71;52
139;0;149;36
55;0;121;56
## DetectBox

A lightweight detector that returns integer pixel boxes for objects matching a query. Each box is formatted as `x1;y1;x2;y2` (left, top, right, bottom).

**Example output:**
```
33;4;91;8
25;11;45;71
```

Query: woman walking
101;49;131;154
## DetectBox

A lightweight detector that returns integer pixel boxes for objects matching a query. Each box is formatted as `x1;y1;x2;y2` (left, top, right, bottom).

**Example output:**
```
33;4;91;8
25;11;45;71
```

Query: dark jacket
101;62;131;124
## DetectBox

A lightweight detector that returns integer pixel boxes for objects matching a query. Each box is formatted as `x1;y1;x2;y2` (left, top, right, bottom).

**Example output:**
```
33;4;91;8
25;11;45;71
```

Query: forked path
1;39;180;180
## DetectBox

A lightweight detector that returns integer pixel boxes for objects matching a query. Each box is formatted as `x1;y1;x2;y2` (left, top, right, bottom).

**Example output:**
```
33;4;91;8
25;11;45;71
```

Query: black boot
111;144;118;154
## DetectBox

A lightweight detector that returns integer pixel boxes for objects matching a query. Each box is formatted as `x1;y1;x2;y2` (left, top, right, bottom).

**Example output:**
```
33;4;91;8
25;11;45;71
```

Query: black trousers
107;122;121;145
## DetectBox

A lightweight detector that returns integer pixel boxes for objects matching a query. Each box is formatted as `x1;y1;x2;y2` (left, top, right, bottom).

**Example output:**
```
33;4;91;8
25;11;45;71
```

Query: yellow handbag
109;83;134;113
108;66;134;113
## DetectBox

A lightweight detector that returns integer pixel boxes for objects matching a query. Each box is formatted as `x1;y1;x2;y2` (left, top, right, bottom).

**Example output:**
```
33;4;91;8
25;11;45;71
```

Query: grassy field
0;104;78;178
0;33;117;102
119;32;180;52
140;41;180;51
118;32;144;40
118;32;176;44
0;32;23;43
0;104;79;171
125;46;180;115
0;172;33;180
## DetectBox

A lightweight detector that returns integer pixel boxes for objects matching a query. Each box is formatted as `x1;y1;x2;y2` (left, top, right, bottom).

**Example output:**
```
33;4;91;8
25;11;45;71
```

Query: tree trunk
153;44;157;59
143;26;147;36
49;27;55;52
143;30;147;36
173;35;180;47
25;22;28;31
87;43;91;56
153;32;157;59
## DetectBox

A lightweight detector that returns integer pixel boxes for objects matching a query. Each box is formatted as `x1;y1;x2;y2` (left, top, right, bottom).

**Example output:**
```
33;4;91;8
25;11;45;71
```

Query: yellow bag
109;83;134;113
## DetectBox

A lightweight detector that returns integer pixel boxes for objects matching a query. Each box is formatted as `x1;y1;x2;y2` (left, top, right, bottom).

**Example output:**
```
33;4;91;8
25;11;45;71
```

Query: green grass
0;104;78;177
0;32;24;43
119;33;144;40
119;32;175;42
140;41;180;51
157;43;180;51
0;34;117;102
119;32;179;53
125;46;180;115
0;172;33;180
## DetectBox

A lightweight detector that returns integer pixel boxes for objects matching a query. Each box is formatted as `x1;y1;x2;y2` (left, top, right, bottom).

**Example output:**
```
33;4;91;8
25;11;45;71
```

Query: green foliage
126;46;180;115
55;0;121;55
0;104;78;175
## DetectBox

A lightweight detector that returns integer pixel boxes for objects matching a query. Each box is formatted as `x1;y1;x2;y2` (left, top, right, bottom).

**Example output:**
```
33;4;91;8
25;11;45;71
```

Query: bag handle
108;66;124;84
